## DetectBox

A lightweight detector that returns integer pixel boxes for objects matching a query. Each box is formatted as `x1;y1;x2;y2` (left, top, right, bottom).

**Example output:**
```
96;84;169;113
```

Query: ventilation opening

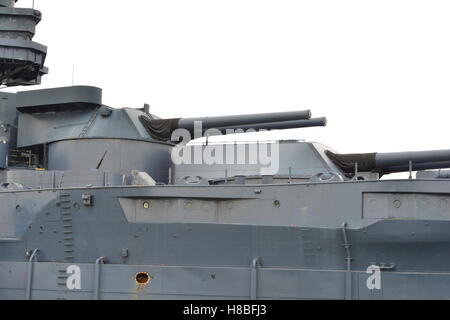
135;272;150;285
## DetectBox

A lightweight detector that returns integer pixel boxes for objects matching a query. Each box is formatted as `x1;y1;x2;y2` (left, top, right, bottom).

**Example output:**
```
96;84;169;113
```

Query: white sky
8;0;450;158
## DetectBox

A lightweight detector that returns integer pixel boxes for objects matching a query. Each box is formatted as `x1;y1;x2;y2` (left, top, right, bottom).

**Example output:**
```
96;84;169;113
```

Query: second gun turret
326;149;450;175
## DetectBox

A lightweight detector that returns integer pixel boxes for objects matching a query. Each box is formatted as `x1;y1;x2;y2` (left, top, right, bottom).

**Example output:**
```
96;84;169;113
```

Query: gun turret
326;149;450;175
139;110;326;141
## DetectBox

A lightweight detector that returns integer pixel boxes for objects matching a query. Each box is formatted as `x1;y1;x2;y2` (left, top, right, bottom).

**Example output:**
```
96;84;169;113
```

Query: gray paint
0;0;47;86
213;117;327;132
3;131;450;300
0;0;16;7
0;141;7;168
178;109;312;129
3;1;450;301
16;86;102;113
2;181;450;299
0;92;18;148
0;7;41;40
2;261;450;300
376;149;450;167
47;138;173;183
16;99;157;147
173;140;340;181
416;170;450;179
0;169;127;189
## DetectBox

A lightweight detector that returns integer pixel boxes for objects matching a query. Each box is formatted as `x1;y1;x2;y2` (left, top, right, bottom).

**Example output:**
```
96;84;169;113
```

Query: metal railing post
250;257;260;300
342;223;352;300
94;257;106;300
26;248;40;300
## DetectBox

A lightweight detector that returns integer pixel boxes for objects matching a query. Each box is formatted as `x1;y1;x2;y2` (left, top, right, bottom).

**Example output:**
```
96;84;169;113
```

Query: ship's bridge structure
0;0;47;87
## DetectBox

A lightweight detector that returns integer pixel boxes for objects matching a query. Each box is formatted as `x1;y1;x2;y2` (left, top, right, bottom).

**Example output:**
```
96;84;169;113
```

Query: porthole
135;272;150;285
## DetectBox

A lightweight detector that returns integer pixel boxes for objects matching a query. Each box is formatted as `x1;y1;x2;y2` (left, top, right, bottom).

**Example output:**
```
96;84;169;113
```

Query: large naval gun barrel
139;110;326;141
326;149;450;175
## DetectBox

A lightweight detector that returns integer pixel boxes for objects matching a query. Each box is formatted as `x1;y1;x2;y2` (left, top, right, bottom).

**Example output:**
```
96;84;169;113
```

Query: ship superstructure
1;1;450;300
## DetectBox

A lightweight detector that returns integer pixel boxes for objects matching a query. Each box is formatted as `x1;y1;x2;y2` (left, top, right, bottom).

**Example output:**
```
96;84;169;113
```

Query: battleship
1;0;450;300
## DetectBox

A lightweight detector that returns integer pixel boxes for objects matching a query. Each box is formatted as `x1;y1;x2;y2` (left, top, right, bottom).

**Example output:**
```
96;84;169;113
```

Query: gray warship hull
2;0;450;301
2;179;450;300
